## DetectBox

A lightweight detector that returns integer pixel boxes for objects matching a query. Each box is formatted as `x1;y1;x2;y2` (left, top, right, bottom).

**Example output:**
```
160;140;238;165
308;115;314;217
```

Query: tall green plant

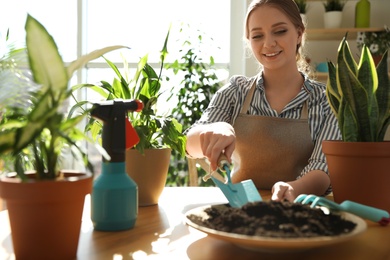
166;25;223;186
326;35;390;142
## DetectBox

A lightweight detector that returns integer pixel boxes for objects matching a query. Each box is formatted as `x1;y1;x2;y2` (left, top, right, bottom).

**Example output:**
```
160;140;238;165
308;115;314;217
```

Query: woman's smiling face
248;5;302;70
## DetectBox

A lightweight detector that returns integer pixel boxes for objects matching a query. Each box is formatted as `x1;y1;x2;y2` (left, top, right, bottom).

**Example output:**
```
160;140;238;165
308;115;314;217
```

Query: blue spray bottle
91;99;143;231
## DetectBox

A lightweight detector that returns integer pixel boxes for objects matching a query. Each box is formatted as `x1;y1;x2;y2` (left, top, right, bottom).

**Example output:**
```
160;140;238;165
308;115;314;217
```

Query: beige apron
231;79;314;189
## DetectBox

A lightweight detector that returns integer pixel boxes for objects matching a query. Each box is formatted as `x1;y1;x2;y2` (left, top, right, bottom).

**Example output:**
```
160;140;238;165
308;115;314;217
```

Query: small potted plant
323;0;345;28
0;14;124;259
323;34;390;212
357;26;390;65
72;29;186;206
295;0;308;24
295;0;308;14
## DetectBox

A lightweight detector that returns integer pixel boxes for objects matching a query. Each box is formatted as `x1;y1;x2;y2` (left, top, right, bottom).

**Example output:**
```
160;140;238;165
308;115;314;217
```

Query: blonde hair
244;0;311;75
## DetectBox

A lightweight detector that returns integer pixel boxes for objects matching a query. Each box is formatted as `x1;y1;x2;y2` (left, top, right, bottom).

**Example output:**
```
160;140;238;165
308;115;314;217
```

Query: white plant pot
324;11;343;28
300;13;308;26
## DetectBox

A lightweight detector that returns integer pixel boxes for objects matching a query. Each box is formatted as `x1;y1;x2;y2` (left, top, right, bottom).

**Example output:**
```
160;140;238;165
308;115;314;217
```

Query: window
2;0;232;171
2;0;230;78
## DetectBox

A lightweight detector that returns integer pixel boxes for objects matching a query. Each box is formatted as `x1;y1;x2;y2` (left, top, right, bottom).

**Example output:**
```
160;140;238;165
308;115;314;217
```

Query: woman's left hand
271;181;297;202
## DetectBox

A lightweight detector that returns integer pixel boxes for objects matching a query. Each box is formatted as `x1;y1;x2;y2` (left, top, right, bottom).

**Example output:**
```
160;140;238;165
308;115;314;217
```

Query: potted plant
0;14;124;259
295;0;307;14
295;0;309;27
323;0;345;28
165;24;223;187
72;29;186;206
0;29;32;211
357;26;390;65
323;34;390;212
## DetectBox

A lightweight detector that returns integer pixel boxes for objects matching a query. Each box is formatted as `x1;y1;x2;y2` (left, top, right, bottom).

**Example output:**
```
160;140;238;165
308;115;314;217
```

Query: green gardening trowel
204;155;262;208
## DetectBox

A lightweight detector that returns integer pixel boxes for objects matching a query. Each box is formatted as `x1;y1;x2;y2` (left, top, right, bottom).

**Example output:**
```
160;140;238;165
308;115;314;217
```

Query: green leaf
112;78;129;99
103;56;131;99
141;63;161;98
25;14;68;99
29;90;57;122
325;61;340;116
67;45;129;77
60;114;85;133
133;55;149;98
376;51;390;139
14;121;44;153
337;37;373;141
68;100;89;118
342;104;359;141
0;131;16;154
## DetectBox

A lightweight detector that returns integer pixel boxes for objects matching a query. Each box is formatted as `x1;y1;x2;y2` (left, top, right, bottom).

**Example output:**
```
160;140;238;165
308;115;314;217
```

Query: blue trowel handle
218;154;230;169
217;154;231;173
340;201;390;225
217;154;236;191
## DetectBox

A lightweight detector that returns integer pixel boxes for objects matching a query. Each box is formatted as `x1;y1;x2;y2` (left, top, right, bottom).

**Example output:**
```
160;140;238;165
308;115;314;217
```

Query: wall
306;0;390;70
237;0;390;78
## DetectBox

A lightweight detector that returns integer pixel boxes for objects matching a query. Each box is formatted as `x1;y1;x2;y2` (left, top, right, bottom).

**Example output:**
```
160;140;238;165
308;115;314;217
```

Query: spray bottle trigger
125;118;139;149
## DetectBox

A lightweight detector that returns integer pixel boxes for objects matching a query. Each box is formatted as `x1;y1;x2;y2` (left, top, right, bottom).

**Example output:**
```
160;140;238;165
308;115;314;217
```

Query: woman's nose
264;35;276;48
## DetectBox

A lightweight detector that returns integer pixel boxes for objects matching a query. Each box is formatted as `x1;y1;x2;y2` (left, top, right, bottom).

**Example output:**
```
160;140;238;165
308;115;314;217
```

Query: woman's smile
264;51;282;57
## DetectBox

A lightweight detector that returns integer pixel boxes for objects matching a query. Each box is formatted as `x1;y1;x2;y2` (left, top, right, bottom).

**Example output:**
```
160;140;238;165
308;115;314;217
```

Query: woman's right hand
198;122;236;171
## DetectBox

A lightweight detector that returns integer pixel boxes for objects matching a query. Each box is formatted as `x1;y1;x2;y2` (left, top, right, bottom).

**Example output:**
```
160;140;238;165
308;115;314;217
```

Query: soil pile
187;200;357;238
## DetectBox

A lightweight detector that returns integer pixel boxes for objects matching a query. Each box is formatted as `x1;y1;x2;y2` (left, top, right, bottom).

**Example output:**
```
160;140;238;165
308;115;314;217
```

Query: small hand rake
294;194;390;226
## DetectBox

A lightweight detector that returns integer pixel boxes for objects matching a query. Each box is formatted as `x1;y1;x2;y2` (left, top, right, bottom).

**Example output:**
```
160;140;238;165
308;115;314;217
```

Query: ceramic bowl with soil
185;200;367;252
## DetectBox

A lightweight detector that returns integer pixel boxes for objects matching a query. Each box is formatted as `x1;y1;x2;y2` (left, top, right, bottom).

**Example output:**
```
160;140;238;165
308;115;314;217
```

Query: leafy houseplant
73;29;186;157
323;0;345;12
165;24;223;187
0;17;122;180
0;14;124;259
72;28;186;205
357;26;390;60
323;0;345;28
295;0;308;14
322;35;390;212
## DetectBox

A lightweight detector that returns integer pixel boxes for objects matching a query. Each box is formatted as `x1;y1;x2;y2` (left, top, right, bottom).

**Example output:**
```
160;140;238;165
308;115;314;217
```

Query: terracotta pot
322;140;390;213
372;55;383;66
126;148;171;206
0;171;92;260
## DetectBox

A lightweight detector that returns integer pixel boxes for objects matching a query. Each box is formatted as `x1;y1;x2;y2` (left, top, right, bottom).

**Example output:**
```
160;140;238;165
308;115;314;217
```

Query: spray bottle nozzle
91;99;143;162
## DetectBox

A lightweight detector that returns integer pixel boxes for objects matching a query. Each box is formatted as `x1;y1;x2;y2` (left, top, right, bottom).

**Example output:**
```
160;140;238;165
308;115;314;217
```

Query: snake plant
0;14;125;180
326;35;390;142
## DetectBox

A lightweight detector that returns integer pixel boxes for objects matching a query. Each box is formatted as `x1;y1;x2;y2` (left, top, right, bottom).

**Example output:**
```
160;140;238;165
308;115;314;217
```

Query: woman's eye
275;29;287;35
252;34;263;39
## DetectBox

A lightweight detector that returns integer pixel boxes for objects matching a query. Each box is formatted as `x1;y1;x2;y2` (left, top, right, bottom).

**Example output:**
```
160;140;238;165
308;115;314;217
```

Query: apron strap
239;76;309;120
240;78;257;114
301;101;308;120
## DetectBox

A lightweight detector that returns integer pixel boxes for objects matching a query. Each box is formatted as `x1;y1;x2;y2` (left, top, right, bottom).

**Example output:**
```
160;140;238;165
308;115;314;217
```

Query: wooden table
1;187;389;259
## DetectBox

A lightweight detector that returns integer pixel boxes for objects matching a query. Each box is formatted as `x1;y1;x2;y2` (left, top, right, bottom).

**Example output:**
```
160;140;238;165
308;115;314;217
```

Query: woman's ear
297;28;304;45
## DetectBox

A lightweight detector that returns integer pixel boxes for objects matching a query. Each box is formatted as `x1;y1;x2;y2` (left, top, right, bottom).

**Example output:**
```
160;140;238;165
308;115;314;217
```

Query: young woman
185;0;341;201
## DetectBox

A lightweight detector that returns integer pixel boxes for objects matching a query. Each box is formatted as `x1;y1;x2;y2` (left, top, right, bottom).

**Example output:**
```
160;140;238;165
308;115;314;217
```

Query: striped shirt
189;73;341;182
